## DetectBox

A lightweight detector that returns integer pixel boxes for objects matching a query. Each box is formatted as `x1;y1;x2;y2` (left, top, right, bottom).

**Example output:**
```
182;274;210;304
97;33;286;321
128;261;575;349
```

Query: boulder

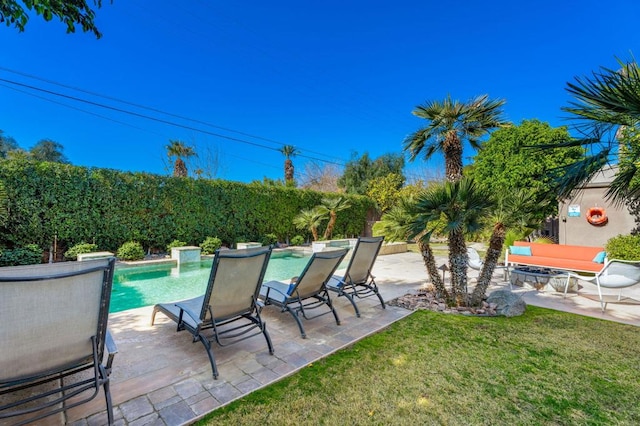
486;289;527;317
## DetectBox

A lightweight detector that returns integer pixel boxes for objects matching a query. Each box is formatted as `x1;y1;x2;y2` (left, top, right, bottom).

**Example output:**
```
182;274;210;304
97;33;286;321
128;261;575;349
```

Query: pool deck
13;251;640;426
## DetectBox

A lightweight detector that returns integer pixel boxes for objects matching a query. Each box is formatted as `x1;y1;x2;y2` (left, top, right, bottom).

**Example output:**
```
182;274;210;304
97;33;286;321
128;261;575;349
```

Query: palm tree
410;178;492;306
293;207;326;241
469;189;547;306
317;196;351;240
166;140;196;177
280;145;299;185
404;95;507;183
556;59;640;203
403;95;507;305
377;199;448;299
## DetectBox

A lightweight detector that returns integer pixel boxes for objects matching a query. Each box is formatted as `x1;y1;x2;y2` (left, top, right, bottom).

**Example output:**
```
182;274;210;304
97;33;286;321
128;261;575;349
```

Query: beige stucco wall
558;167;635;247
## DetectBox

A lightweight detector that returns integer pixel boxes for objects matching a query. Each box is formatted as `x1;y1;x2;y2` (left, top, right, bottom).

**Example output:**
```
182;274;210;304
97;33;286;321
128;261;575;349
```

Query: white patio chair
564;259;640;312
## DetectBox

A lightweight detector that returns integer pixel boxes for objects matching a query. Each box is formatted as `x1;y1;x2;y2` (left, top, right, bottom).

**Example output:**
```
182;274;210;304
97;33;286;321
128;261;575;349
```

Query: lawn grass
195;307;640;425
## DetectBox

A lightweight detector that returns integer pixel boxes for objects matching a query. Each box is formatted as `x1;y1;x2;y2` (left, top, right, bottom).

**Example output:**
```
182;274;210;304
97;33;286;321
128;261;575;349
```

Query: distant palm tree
318;196;351;240
167;140;196;177
293;207;326;241
280;145;299;185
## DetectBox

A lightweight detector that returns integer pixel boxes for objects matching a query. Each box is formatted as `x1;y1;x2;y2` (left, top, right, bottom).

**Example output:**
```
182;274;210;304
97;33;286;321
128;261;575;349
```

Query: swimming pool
110;250;332;313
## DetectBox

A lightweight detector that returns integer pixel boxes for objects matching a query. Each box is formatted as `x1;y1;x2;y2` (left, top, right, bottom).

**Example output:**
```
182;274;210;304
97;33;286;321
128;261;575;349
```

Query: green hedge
0;158;374;255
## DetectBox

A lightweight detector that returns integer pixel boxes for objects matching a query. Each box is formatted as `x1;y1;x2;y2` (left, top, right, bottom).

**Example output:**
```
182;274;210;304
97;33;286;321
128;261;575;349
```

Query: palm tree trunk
323;212;337;240
470;222;506;306
448;229;468;306
443;133;464;182
418;240;449;300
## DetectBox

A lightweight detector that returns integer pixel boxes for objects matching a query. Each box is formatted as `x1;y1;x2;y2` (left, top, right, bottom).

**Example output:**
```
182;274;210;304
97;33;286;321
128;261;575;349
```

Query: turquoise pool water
110;251;314;313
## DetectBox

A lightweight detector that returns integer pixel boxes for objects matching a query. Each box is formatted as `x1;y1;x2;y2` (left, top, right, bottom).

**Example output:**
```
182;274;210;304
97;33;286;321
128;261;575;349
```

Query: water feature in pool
110;250;341;313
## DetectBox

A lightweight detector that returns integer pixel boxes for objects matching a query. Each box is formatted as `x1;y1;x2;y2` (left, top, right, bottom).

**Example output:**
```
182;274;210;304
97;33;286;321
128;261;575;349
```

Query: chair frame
151;246;273;379
327;237;385;317
0;258;117;425
261;248;347;338
564;258;640;312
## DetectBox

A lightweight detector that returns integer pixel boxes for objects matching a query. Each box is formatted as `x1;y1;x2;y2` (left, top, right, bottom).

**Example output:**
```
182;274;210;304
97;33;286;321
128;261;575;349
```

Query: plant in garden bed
117;241;145;261
64;242;99;260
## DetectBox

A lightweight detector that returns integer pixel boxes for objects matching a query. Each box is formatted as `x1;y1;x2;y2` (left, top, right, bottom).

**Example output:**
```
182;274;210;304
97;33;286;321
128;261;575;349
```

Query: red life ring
586;207;608;226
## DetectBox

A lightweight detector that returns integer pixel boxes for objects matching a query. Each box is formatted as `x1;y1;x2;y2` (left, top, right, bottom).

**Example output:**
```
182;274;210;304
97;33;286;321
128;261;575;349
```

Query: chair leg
262;323;274;355
103;379;114;426
326;297;341;326
340;290;361;318
285;306;308;338
197;334;219;379
371;284;386;309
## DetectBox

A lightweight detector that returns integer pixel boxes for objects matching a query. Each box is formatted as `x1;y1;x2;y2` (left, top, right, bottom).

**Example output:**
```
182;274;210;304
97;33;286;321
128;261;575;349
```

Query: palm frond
554;150;610;200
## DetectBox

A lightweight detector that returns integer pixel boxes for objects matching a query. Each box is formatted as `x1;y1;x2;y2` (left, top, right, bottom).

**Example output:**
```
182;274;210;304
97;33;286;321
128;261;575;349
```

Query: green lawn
195;307;640;425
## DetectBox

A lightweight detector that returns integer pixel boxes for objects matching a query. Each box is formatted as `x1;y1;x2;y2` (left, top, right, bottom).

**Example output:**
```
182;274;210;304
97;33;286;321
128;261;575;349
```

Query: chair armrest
175;302;203;326
105;329;118;370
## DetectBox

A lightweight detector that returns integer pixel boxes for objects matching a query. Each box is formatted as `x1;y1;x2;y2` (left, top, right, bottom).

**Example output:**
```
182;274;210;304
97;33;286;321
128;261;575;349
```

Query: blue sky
1;1;638;183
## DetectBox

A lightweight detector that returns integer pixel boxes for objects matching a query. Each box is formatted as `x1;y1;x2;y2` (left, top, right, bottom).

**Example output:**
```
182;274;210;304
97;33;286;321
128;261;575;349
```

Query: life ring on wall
586;207;608;226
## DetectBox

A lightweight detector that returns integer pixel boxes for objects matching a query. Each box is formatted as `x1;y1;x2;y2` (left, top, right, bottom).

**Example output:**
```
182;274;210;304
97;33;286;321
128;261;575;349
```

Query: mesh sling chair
326;237;385;317
564;259;640;312
151;246;273;379
260;248;347;338
0;258;117;426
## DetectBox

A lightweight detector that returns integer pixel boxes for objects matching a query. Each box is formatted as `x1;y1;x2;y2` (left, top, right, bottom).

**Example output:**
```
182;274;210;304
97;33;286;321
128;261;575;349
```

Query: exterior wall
558;167;635;247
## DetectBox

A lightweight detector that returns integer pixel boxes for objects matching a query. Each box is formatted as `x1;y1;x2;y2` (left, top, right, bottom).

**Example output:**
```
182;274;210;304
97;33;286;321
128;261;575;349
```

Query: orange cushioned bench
505;241;605;273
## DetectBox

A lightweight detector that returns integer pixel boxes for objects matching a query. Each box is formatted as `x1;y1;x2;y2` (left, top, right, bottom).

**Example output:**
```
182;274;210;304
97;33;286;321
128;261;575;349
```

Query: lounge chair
564;259;640;312
151;246;273;379
260;248;347;338
0;258;117;425
326;236;385;317
467;247;483;271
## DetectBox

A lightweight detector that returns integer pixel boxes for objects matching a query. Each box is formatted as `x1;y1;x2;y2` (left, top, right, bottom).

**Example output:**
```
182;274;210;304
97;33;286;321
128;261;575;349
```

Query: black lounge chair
151;246;273;379
326;236;385;317
260;248;347;338
0;258;117;425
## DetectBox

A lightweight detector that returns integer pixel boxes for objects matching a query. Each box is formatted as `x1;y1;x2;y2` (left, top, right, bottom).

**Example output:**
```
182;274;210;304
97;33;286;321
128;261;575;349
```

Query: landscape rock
486;289;527;317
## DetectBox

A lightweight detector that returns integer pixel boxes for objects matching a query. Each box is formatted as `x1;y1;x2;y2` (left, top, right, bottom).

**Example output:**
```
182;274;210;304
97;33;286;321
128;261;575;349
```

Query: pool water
110;251;321;313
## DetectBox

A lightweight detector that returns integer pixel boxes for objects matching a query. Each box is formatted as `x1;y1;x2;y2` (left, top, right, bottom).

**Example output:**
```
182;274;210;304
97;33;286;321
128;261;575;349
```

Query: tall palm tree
293;207;326;241
166;140;196;177
403;95;507;304
280;145;299;185
404;94;507;183
317;196;351;240
410;178;492;306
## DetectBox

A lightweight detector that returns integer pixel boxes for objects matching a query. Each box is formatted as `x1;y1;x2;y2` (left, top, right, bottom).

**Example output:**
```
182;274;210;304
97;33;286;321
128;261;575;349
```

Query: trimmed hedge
0;159;374;256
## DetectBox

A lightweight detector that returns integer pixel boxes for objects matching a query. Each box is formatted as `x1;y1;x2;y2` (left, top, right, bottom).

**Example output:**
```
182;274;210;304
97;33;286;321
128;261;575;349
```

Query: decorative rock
486;289;527;317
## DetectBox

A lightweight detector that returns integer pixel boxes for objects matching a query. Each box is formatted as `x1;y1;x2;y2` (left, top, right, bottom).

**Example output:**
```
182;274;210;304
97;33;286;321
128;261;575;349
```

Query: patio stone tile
157;401;195;426
151;395;182;412
119;396;154;422
147;386;178;406
250;367;280;385
207;383;242;404
189;395;221;417
279;352;309;369
234;378;262;394
129;412;165;426
174;379;205;400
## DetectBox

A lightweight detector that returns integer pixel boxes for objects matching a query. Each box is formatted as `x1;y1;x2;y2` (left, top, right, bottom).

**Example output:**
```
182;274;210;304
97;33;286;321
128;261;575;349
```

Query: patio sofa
505;241;606;274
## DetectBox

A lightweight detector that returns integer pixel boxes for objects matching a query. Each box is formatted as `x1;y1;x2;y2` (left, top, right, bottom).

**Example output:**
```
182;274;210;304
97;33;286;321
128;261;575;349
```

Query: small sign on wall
568;205;580;217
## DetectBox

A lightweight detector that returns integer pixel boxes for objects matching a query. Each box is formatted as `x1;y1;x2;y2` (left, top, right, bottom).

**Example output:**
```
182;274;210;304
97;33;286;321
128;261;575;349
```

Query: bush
200;236;222;254
64;242;99;260
167;239;188;251
117;241;145;261
0;244;42;266
260;233;278;247
290;235;305;246
605;234;640;260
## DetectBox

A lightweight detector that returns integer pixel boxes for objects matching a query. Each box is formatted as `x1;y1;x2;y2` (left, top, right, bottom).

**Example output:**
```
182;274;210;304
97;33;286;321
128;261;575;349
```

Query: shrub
260;233;278;247
0;244;42;266
117;241;145;261
290;235;305;246
533;236;555;244
605;234;640;260
64;242;99;260
167;239;188;251
200;236;222;255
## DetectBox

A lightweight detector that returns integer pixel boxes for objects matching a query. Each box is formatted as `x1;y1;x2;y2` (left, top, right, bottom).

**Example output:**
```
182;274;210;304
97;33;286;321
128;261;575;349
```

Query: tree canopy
337;152;405;195
0;0;109;38
30;139;69;163
467;120;584;218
